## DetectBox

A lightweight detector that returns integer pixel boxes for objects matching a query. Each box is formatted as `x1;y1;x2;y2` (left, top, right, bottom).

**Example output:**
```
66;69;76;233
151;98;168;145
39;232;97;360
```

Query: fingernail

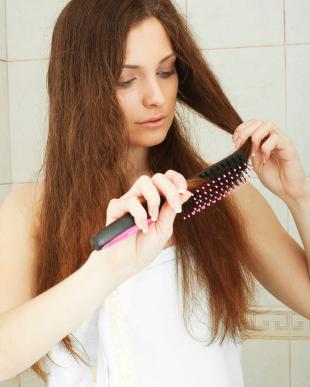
174;199;182;213
151;207;158;221
250;144;255;156
185;190;194;198
142;220;148;233
175;205;182;213
178;186;186;194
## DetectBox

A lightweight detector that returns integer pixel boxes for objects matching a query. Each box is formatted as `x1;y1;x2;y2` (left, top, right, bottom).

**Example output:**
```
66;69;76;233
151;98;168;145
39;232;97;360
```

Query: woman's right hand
88;170;192;281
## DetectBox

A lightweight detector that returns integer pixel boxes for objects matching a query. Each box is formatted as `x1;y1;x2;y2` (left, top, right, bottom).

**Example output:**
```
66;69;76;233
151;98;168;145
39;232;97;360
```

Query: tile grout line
4;0;12;188
283;3;291;386
283;0;290;236
1;44;310;64
4;0;8;59
204;42;310;50
0;181;33;186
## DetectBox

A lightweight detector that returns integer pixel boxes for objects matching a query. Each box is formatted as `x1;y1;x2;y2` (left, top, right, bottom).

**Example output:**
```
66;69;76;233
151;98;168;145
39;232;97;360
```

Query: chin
132;128;169;146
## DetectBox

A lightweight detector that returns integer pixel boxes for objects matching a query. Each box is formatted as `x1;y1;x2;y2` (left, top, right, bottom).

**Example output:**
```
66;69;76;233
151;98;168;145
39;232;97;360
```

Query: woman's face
116;17;179;149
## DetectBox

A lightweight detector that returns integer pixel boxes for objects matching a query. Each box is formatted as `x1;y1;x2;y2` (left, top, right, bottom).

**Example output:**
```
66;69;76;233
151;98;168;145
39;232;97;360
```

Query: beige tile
285;0;310;44
6;0;69;60
254;278;288;308
241;339;289;387
291;340;310;387
187;0;284;49
19;368;46;387
290;313;310;339
8;60;48;183
0;60;10;184
179;102;237;164
203;46;286;132
0;376;20;386
0;0;6;60
10;182;25;192
3;0;184;62
288;206;304;248
286;45;310;176
171;0;186;16
185;46;286;167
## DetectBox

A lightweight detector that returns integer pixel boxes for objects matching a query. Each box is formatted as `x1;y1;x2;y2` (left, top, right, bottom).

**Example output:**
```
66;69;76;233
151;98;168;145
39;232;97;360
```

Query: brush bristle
182;150;252;220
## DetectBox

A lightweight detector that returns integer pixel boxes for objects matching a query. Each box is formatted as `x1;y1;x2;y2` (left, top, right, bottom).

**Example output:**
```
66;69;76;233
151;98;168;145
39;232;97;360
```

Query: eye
117;77;137;88
117;70;176;88
159;70;176;78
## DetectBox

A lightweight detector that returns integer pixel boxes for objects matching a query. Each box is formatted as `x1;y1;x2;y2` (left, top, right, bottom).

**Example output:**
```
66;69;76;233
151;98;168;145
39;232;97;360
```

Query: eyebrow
123;52;176;69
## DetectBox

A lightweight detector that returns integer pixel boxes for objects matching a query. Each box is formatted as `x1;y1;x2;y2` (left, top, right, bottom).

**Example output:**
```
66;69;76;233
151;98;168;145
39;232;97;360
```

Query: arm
0;187;127;381
0;252;123;381
282;180;310;276
229;181;310;320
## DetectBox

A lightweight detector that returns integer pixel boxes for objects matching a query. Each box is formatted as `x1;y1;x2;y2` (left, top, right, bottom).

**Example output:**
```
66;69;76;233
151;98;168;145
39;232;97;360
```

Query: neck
127;144;152;182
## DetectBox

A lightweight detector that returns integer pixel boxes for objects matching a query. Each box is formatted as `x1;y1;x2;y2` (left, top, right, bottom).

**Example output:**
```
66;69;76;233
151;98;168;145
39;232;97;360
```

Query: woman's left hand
233;119;309;203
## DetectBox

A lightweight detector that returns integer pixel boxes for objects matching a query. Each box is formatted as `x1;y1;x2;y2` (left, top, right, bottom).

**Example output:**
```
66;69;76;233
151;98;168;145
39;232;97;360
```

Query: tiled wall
0;0;309;386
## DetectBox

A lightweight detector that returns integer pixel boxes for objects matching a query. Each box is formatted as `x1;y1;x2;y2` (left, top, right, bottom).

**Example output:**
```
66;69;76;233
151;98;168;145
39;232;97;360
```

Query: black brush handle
90;195;167;250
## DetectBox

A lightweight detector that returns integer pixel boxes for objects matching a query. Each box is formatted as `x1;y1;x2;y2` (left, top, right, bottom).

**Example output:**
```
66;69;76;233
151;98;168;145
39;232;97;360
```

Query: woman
0;0;309;386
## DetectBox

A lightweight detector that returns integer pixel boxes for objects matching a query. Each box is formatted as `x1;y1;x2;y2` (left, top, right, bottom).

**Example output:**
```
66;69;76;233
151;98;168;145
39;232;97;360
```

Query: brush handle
90;195;167;250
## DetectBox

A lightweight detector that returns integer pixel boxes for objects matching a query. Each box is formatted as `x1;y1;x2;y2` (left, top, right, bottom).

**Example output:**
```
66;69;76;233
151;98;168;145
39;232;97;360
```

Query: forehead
124;17;174;66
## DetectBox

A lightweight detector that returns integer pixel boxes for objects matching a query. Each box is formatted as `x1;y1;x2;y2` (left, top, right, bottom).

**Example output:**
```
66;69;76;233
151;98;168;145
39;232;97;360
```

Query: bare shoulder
2;180;44;231
0;181;45;311
0;179;45;260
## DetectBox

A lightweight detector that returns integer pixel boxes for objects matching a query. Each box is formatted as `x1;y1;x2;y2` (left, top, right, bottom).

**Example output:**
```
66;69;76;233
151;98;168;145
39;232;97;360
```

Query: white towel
47;246;244;387
47;306;101;386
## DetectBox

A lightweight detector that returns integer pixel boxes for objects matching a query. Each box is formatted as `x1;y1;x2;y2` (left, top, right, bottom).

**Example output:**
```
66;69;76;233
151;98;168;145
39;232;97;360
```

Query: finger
106;198;126;227
233;119;261;143
259;133;278;162
151;172;183;213
164;169;188;193
106;196;149;232
120;174;151;200
260;132;296;162
251;122;279;154
154;170;191;221
234;120;264;150
155;189;193;239
121;175;161;222
125;196;150;233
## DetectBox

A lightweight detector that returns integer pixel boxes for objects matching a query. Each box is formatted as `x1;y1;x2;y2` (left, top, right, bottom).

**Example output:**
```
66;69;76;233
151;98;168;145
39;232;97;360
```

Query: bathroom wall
0;0;309;386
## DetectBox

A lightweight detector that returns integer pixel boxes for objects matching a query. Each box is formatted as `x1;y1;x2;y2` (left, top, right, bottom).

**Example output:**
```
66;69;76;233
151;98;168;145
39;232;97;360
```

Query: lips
139;115;165;123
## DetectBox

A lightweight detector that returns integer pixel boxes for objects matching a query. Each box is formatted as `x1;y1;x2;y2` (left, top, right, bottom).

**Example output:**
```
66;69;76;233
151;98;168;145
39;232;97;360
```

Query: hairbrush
90;140;253;251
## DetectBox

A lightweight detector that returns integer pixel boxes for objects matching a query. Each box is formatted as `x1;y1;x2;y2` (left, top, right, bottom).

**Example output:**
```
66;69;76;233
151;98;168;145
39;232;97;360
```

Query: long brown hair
31;0;263;382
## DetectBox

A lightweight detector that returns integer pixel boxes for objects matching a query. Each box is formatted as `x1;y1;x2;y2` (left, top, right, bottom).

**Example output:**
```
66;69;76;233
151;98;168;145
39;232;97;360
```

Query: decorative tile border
242;307;310;340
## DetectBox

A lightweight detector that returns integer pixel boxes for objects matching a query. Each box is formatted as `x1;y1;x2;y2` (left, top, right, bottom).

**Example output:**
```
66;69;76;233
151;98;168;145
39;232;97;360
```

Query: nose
142;76;165;107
